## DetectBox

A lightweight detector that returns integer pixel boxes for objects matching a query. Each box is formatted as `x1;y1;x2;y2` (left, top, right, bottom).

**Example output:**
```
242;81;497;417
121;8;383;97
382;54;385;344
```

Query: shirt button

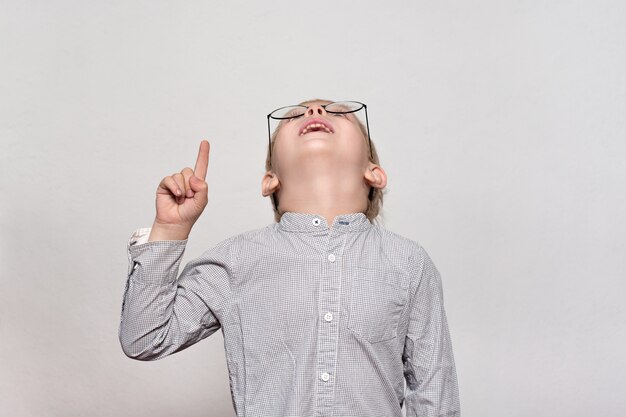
324;312;333;322
312;218;321;226
321;372;330;382
327;254;336;262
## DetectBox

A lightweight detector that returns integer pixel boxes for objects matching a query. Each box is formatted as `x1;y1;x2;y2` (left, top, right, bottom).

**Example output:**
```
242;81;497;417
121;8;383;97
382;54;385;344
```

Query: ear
363;163;387;189
261;171;281;197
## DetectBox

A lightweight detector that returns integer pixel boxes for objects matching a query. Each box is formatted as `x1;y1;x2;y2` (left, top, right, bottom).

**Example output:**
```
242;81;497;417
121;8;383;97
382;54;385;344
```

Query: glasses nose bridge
304;103;327;116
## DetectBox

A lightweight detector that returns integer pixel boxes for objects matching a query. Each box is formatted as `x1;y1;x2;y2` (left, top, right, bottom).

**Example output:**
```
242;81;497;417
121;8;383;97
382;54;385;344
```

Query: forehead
298;99;333;107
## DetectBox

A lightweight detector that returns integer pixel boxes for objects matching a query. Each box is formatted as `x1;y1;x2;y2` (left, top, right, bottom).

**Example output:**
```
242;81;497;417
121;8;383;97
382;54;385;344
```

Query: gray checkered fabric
119;212;460;417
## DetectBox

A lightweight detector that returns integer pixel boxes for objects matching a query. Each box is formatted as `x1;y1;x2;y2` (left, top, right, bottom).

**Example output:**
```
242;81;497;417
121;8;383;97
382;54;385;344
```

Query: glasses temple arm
267;116;272;161
364;106;373;159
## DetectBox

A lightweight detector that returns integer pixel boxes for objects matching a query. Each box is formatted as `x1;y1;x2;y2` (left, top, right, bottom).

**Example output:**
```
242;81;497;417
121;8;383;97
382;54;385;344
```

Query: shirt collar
278;212;372;233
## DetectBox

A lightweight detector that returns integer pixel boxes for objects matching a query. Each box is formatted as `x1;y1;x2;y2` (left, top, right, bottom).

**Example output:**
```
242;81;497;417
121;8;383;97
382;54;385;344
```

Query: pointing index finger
194;140;210;180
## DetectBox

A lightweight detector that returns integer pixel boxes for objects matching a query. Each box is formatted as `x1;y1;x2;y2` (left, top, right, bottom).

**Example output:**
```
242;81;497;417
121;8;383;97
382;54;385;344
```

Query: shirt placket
314;224;345;417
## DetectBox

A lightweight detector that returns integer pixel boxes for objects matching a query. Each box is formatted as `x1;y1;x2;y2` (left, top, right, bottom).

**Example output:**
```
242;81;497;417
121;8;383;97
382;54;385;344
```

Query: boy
119;99;460;417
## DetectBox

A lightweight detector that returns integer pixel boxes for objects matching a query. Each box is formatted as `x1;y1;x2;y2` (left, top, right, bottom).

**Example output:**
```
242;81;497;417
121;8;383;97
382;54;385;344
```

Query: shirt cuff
126;227;189;281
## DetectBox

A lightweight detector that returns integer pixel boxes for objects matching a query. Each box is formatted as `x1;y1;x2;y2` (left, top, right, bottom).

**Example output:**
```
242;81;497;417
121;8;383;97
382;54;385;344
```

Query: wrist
148;221;192;242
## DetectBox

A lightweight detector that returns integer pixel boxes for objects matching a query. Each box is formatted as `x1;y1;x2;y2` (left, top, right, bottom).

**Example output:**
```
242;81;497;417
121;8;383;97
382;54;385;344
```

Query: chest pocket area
347;267;409;344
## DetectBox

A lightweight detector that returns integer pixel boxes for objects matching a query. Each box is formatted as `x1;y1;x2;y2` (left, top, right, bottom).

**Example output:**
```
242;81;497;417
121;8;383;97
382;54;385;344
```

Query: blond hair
265;98;384;223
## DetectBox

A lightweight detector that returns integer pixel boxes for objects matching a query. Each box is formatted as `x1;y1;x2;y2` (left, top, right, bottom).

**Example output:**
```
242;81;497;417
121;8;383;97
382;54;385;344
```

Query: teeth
300;123;332;135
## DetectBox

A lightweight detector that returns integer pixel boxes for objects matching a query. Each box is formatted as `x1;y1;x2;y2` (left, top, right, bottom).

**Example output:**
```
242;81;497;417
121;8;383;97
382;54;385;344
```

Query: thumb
189;175;206;191
189;175;208;198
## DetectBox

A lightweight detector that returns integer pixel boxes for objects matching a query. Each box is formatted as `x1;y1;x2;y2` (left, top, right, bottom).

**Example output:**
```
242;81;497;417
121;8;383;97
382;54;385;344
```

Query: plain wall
1;1;625;416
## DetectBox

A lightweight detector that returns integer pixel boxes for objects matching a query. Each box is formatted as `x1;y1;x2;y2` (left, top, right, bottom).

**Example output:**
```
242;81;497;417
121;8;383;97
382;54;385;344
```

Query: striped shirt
119;212;460;417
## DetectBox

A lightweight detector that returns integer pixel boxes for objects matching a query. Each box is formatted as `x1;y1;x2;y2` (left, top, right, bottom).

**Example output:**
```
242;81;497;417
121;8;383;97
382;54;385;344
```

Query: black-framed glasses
266;101;372;163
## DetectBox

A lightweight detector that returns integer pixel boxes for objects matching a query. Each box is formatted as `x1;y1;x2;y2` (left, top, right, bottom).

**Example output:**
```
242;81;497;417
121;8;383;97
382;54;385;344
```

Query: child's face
271;100;371;174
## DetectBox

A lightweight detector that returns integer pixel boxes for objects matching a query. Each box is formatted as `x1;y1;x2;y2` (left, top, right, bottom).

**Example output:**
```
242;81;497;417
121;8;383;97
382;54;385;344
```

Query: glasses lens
269;105;307;119
325;101;364;114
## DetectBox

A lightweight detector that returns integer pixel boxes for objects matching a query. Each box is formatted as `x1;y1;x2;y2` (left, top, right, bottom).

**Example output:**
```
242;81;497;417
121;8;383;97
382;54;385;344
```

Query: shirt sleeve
402;246;461;416
118;227;235;360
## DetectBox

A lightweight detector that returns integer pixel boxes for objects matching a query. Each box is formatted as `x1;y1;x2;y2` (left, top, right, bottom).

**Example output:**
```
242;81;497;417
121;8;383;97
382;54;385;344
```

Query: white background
1;1;625;416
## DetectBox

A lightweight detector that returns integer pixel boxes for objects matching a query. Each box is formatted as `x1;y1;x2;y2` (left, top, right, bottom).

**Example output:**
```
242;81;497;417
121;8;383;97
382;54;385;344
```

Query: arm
118;228;234;360
119;140;218;360
403;246;461;416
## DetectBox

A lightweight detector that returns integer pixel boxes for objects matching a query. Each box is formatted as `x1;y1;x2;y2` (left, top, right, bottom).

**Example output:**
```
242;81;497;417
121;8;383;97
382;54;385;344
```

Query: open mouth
299;118;334;136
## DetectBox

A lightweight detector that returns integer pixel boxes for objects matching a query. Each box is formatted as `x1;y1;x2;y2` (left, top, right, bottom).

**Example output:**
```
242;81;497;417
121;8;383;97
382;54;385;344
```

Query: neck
277;170;369;227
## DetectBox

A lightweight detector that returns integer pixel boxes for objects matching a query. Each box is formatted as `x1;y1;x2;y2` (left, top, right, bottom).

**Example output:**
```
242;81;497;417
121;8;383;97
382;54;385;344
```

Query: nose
305;104;327;116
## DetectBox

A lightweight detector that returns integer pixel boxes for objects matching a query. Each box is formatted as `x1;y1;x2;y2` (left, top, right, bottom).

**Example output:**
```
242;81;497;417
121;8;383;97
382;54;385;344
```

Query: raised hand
148;140;210;241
